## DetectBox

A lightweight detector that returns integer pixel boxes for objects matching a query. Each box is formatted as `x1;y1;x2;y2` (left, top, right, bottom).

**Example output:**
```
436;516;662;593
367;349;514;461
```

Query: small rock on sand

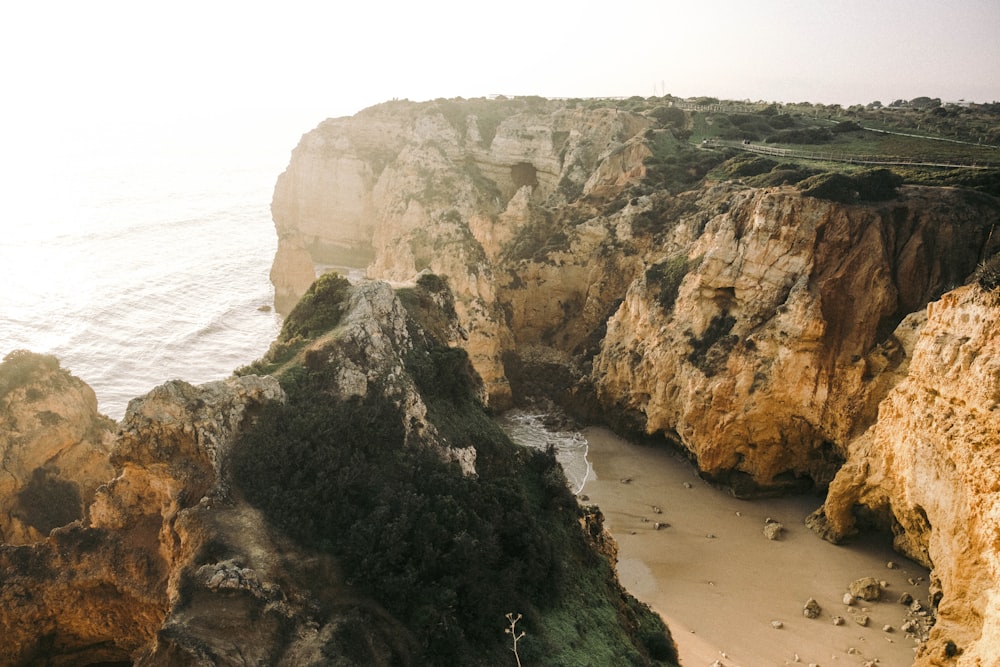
832;615;845;625
803;597;822;619
853;613;870;627
849;576;882;601
763;520;784;540
843;592;855;605
899;591;914;605
771;620;783;629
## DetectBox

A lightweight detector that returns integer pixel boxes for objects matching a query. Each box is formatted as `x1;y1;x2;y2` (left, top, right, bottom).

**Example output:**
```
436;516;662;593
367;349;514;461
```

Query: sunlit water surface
0;121;296;419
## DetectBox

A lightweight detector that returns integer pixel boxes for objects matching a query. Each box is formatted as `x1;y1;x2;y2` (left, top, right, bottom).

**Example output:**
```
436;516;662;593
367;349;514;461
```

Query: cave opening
510;162;538;190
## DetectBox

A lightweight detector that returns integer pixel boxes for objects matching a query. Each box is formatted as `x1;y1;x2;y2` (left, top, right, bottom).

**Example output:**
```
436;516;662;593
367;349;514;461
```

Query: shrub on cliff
798;172;858;203
236;272;354;376
643;130;729;193
648;106;686;129
718;155;778;178
854;168;904;200
0;350;62;400
233;298;677;665
798;169;903;203
279;271;352;340
646;255;690;312
974;251;1000;291
766;127;833;144
15;467;83;534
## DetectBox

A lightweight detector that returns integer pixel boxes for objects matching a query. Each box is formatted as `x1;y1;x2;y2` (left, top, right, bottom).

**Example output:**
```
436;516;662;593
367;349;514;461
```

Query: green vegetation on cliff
232;276;677;666
0;350;64;400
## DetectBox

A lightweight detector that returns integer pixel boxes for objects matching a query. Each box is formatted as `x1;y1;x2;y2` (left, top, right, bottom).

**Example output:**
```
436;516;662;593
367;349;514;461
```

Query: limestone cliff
0;287;432;665
810;284;1000;665
271;98;657;408
0;374;299;665
268;97;1000;666
0;351;115;545
594;184;999;494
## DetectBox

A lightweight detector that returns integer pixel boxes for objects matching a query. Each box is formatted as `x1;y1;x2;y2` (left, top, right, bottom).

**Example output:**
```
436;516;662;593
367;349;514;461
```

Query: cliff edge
268;97;1000;665
1;276;676;666
810;284;1000;665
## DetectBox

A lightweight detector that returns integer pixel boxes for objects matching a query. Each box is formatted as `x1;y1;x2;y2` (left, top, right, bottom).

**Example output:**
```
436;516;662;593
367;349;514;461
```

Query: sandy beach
581;427;931;667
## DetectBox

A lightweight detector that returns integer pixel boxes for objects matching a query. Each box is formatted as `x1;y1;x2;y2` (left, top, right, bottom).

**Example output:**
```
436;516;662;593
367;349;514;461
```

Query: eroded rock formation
269;97;1000;666
0;374;293;665
594;185;998;494
2;277;672;665
271;99;658;408
811;285;1000;665
0;288;445;665
0;351;115;545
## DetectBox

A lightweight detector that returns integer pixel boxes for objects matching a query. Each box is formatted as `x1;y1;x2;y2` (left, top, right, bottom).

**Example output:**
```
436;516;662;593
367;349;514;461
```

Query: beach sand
581;426;931;667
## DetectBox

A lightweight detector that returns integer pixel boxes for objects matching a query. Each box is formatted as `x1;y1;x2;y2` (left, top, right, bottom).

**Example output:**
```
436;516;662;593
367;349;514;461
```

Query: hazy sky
2;0;998;175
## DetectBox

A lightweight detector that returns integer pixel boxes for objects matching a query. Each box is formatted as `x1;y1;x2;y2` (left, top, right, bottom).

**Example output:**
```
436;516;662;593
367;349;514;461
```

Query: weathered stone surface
849;576;882;601
267;99;1000;665
0;278;526;664
817;285;1000;665
270;100;657;409
593;186;998;496
0;351;116;545
0;373;288;665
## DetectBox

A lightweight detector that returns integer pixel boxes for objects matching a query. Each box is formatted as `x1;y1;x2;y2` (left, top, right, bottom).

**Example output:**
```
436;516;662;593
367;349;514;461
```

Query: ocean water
498;409;593;495
0;123;292;420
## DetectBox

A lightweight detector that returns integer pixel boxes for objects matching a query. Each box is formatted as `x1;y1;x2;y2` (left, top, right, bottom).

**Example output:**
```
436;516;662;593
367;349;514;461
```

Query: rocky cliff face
0;287;449;666
0;374;298;665
272;99;999;487
594;184;998;494
269;97;1000;666
0;351;115;545
810;285;1000;665
2;278;671;665
271;98;658;408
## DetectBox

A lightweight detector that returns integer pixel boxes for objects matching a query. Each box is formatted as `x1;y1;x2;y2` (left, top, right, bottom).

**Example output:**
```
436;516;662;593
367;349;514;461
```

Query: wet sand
581;426;930;667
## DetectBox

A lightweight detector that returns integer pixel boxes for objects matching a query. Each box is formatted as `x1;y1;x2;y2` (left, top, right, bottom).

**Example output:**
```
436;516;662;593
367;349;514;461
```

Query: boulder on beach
849;576;882;601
